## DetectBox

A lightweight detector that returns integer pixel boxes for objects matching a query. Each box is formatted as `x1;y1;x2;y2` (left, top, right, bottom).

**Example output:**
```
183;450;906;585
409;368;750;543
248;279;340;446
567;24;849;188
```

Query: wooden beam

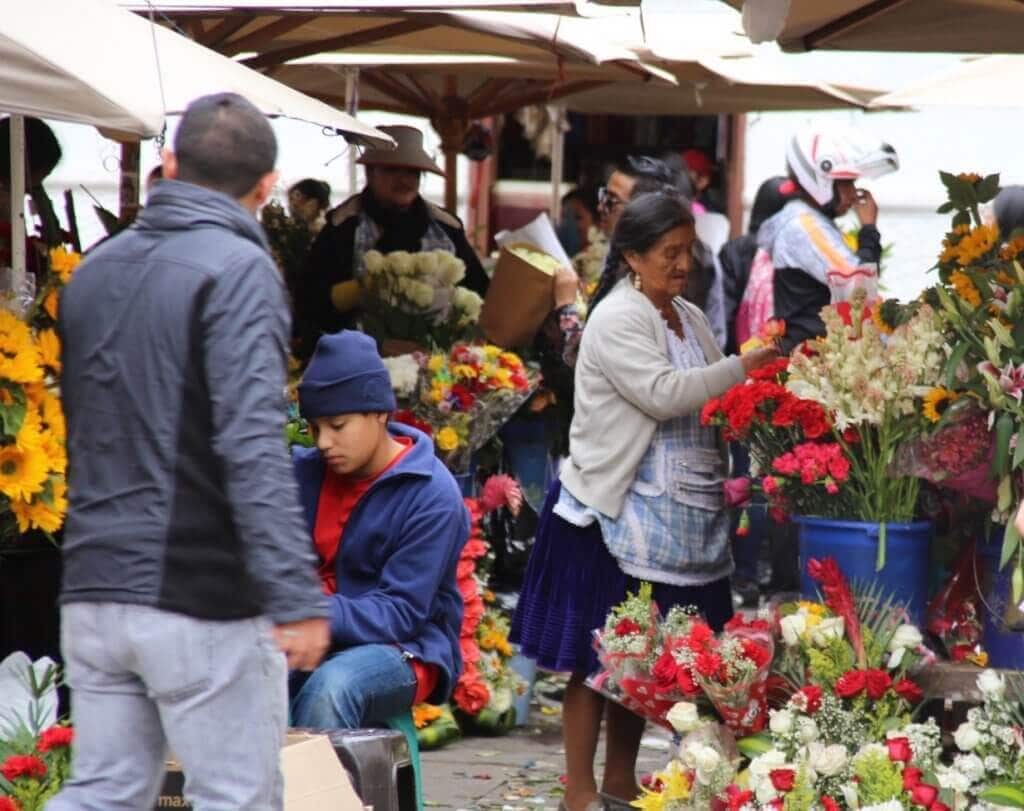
241;19;434;71
360;71;435;117
475;79;605;118
801;0;911;49
401;72;441;110
198;15;252;49
317;93;409;116
222;15;317;57
465;78;516;111
725;113;745;239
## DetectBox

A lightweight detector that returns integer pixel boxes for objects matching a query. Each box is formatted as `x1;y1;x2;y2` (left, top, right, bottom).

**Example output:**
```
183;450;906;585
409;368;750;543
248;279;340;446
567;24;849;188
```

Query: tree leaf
943;340;970;387
979;783;1024;808
737;732;773;759
994;414;1015;478
978;173;1002;204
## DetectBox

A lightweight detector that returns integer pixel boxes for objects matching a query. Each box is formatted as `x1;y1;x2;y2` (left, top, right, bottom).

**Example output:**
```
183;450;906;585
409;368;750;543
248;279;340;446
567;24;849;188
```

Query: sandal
599;792;637;811
557;799;607;811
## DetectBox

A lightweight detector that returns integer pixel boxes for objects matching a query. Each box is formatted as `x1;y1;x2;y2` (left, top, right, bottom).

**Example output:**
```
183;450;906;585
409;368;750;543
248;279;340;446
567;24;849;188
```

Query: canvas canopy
724;0;1024;54
873;55;1024;109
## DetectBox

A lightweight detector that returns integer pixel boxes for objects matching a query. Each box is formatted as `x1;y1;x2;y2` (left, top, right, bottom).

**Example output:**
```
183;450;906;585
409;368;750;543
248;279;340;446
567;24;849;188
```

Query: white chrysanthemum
808;742;848;777
954;722;982;751
364;250;386;276
438;253;467;286
977;669;1006;701
381;354;420;398
415;251;441;280
452;286;483;324
404;279;435;309
388;251;416;276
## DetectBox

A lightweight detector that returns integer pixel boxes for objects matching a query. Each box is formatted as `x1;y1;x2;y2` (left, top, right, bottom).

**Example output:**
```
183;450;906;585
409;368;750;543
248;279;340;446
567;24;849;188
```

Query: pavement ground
420;674;674;810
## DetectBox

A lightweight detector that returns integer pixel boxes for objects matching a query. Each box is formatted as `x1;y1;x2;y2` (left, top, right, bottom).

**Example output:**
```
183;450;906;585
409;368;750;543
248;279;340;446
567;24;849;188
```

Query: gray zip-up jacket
58;179;327;624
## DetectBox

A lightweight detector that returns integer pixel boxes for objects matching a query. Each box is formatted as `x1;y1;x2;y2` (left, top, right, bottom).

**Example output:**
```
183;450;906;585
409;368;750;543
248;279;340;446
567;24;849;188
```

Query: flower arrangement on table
359;249;483;350
260;200;316;295
702;294;946;569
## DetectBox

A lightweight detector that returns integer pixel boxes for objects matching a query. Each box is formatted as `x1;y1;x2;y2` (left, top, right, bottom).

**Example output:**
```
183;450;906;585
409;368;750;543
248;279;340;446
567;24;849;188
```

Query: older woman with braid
511;191;778;811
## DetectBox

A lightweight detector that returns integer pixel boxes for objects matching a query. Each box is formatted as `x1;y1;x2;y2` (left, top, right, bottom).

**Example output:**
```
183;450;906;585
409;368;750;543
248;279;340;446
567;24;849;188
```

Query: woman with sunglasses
511;191;779;811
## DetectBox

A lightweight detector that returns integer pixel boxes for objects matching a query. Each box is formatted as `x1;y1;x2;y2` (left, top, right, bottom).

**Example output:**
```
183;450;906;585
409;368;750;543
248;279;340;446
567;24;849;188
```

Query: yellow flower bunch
939;224;971;265
922;387;959;423
952;224;998;266
949;270;982;308
48;247;81;284
435;426;461;452
632;761;692;811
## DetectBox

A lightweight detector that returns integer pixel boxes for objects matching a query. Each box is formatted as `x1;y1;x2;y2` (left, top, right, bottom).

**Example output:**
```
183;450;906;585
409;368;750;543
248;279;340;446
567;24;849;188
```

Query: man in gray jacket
49;94;329;811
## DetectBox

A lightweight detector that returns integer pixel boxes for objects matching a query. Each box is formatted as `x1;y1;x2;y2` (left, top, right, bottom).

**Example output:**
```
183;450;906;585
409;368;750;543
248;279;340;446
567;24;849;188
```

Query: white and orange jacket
757;199;881;353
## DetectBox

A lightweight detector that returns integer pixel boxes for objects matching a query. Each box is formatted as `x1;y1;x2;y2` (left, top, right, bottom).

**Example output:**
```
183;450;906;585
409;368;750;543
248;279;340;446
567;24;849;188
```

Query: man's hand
553;266;581;309
272;617;330;671
740;345;782;375
854;188;878;227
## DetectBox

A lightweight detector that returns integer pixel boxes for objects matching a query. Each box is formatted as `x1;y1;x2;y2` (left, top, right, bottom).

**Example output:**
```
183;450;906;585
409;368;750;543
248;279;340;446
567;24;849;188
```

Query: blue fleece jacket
292;423;469;704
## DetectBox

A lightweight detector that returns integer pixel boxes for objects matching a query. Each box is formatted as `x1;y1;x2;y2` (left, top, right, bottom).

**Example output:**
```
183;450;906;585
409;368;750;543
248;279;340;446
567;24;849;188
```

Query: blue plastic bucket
795;517;933;626
977;527;1024;669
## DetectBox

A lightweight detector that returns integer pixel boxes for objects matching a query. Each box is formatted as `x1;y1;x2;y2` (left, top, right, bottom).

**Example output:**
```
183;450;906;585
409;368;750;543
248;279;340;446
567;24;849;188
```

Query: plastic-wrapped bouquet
412;343;537;473
359;249;483;349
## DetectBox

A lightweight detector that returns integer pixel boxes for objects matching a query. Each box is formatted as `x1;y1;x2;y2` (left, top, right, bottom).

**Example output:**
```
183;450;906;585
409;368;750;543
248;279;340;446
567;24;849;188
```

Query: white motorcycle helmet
786;126;899;212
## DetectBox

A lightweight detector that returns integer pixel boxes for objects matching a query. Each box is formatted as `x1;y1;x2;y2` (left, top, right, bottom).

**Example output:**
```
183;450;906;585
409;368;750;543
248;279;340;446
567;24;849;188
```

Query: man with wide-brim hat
295;124;488;358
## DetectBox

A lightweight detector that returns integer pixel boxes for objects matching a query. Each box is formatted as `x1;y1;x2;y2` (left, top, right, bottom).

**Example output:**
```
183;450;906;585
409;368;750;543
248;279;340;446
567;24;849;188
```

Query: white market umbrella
873;55;1024;109
724;0;1024;53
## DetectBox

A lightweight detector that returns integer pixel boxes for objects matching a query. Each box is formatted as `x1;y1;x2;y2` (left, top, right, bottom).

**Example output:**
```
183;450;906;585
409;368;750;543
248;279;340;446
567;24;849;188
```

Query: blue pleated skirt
510;481;734;676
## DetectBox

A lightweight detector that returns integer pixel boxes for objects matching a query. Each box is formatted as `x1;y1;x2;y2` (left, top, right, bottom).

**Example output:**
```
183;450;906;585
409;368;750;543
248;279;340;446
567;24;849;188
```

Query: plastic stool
320;727;417;811
386;713;423;811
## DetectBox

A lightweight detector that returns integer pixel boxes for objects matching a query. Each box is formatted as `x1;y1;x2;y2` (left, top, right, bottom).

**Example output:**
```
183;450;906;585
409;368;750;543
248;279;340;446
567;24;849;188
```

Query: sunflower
939;224;971;265
1000;237;1024;262
950;271;982;308
15;408;43;451
923;387;959;423
43;289;59;321
39;431;66;475
871;306;894;335
9;477;66;534
39;391;66;440
36;329;61;373
0;443;49;501
954;224;999;266
48;247;81;284
957;172;983;184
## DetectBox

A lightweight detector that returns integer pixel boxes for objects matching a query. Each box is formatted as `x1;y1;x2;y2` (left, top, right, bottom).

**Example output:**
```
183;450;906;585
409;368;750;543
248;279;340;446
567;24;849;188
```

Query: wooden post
433;76;470;216
726;113;747;238
119;141;141;221
550;105;566;225
344;68;360;196
9;115;26;296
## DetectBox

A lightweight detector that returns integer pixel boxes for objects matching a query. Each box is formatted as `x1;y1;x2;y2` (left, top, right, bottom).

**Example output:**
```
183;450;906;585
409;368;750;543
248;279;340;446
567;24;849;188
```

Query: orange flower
412;704;443;729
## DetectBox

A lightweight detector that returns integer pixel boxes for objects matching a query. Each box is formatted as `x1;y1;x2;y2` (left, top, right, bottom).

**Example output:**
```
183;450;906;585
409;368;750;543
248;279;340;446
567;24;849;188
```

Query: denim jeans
290;644;417;729
46;602;287;811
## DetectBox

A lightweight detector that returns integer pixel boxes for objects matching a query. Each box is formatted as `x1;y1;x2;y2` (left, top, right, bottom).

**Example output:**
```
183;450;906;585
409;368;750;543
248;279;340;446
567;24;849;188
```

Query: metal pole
10;115;26;296
344;68;360;196
549;105;566;225
119;141;141;220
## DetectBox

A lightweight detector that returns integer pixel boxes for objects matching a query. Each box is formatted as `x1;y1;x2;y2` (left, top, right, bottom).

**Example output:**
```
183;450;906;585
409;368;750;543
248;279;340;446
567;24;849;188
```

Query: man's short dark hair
0;117;62;184
174;93;276;198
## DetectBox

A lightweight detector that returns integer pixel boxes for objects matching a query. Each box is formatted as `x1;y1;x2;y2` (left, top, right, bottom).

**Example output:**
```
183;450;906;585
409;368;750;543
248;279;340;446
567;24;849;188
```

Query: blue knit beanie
298;331;397;419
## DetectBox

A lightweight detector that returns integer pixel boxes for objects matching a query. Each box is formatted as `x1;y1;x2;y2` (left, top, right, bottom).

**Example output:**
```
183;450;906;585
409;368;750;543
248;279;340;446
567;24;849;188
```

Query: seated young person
290;330;469;728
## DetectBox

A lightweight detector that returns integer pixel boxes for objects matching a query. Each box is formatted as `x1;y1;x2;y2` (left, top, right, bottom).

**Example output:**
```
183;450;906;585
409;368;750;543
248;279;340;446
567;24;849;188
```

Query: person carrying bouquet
289;330;470;729
295;125;488;358
511;190;779;811
759;124;899;353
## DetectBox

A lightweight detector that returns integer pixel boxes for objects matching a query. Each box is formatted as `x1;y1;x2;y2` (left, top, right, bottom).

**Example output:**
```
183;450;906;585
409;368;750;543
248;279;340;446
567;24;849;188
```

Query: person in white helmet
757;125;899;352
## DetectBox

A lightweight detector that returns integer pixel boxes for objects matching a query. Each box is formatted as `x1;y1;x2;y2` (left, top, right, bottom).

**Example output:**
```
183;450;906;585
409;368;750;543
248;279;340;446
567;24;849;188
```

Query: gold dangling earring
633;273;642;291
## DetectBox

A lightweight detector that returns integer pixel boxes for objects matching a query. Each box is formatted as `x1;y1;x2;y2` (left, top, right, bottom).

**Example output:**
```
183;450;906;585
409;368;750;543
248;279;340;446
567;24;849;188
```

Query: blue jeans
290;644;417;729
47;603;287;811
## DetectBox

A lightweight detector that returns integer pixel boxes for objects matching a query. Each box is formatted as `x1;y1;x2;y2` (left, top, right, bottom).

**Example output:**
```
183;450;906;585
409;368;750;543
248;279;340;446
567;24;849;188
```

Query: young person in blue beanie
289;330;470;728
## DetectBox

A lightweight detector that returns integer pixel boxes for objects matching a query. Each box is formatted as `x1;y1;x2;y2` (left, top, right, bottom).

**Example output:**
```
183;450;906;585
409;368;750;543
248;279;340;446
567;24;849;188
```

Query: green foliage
853;749;905;807
806;636;854;688
783;768;818;811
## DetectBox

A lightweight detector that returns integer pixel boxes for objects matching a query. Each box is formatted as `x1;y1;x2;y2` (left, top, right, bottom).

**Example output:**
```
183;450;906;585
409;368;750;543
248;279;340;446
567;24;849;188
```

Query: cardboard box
479;242;556;349
156;733;363;810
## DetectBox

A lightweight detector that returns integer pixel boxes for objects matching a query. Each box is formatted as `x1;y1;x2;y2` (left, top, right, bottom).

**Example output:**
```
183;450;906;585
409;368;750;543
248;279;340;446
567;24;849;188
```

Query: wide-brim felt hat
357;124;445;177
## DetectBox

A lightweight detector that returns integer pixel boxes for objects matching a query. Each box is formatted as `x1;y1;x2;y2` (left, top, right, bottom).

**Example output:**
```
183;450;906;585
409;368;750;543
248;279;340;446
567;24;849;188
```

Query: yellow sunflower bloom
39;391;66;440
43;289;59;321
1000;237;1024;262
957;172;982;184
40;431;67;475
0;443;49;501
954;224;999;266
48;247;82;284
36;329;61;373
950;271;982;308
436;427;460;452
871;307;894;335
10;478;66;534
923;387;958;423
16;409;44;451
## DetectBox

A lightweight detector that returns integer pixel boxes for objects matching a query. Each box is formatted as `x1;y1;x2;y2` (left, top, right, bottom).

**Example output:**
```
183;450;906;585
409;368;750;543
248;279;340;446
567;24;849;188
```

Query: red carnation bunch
452;498;491;716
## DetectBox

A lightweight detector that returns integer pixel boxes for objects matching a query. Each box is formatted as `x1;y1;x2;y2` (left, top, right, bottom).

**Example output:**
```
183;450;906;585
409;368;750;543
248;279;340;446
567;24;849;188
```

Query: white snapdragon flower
977;669;1006;701
780;614;806;646
666;702;702;734
769;708;794;735
955;722;982;751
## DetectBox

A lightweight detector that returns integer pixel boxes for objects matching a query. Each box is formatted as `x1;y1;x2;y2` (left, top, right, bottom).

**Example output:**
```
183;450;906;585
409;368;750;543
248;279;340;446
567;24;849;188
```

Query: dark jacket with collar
292;424;469;704
295;189;489;358
57;179;327;624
